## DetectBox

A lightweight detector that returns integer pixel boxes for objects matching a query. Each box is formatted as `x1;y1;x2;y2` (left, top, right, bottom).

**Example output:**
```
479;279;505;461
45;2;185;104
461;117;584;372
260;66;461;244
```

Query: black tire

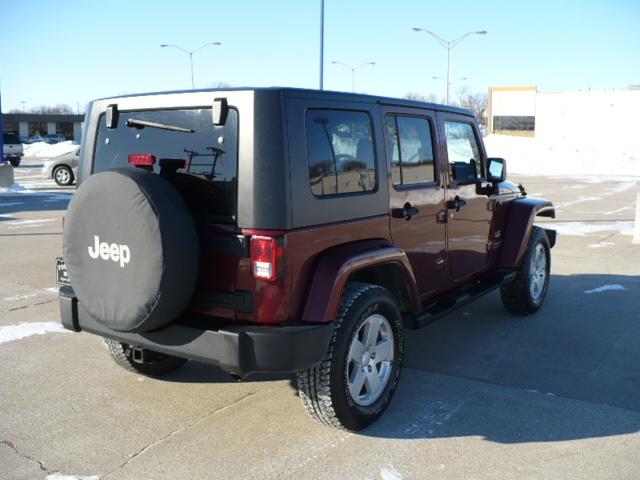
500;226;551;315
53;165;74;186
9;158;21;168
103;338;187;376
296;283;404;431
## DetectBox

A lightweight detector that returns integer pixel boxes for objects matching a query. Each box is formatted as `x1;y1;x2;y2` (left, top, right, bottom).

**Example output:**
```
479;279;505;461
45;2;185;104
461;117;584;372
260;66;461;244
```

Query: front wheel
104;338;187;377
500;226;551;315
297;283;404;431
53;165;74;186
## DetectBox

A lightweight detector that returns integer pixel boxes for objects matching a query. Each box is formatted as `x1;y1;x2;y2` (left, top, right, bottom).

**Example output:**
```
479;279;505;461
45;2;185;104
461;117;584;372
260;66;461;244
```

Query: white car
42;146;80;186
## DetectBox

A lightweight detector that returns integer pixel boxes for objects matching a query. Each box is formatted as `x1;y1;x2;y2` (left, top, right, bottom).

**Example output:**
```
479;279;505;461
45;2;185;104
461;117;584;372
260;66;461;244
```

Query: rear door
437;112;492;282
383;106;449;300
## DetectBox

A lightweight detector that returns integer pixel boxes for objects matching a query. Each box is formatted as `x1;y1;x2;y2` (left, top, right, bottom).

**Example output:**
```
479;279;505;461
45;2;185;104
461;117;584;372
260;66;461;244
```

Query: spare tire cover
64;168;199;332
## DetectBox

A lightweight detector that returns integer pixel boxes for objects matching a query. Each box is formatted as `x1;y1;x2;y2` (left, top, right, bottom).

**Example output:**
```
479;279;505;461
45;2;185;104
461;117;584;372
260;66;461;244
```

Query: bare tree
455;87;487;126
28;104;74;114
207;81;233;88
403;92;443;104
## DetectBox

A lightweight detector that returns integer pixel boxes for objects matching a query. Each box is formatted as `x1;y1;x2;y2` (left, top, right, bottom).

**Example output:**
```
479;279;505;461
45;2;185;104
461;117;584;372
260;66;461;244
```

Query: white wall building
487;86;640;142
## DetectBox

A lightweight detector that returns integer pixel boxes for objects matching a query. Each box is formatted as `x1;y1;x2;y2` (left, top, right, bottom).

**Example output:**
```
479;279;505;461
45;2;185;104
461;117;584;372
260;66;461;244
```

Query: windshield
94;107;238;222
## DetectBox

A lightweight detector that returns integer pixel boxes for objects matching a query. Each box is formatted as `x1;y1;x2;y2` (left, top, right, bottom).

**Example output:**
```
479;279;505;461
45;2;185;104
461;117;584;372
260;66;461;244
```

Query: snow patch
603;206;634;216
0;183;29;193
403;399;466;436
45;474;100;480
588;242;615;249
7;218;57;229
555;196;601;209
0;322;68;345
584;284;627;294
380;465;404;480
23;141;79;159
2;288;58;302
484;135;640;177
542;221;634;236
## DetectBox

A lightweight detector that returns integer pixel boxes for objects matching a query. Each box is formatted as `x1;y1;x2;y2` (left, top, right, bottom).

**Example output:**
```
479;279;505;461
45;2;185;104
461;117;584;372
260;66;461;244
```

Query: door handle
446;196;467;212
391;203;419;220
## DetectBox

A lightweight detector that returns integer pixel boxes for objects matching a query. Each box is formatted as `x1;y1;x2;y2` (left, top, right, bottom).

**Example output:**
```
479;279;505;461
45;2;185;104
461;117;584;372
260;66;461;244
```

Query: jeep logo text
88;235;131;268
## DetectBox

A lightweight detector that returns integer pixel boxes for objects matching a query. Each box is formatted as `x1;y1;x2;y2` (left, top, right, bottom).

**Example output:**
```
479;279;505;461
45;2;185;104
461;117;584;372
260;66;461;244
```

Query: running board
403;270;517;330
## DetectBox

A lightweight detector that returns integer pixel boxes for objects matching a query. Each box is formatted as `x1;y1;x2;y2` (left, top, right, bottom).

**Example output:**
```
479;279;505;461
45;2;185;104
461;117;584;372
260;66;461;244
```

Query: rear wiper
126;118;194;133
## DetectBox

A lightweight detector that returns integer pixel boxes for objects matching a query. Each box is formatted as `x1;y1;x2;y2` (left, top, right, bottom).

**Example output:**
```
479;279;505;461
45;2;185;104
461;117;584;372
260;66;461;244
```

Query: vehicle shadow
160;360;295;385
0;191;71;219
360;272;640;443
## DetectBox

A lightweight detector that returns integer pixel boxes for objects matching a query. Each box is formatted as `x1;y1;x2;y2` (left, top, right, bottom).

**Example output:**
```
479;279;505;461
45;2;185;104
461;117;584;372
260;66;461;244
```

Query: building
486;86;640;139
487;86;537;136
1;113;84;141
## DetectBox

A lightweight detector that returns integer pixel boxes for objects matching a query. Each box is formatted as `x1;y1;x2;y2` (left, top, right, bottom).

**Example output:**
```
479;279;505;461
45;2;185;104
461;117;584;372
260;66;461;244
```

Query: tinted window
3;132;21;144
386;115;436;186
95;108;238;221
305;109;376;196
445;121;482;182
493;115;535;132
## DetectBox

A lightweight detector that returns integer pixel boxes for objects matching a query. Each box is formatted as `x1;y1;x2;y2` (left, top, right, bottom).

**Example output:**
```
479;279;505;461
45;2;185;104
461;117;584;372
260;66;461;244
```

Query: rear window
94;108;238;221
3;133;21;144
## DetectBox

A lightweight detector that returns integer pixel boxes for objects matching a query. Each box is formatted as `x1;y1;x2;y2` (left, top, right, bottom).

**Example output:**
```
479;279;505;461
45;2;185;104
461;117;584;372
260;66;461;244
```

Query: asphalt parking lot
1;159;639;480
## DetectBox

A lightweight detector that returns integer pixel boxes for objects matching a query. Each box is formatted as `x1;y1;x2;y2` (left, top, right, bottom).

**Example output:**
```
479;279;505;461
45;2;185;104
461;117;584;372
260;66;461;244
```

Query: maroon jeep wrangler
58;88;556;430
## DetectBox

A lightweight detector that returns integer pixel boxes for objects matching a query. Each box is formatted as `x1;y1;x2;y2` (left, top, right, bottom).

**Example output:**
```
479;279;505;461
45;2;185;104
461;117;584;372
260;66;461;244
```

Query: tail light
250;236;283;281
128;154;156;168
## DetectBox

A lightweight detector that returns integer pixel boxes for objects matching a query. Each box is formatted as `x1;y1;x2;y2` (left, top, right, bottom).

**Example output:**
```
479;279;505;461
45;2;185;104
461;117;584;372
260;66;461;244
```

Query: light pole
160;42;222;89
412;28;486;105
331;61;375;92
319;0;324;90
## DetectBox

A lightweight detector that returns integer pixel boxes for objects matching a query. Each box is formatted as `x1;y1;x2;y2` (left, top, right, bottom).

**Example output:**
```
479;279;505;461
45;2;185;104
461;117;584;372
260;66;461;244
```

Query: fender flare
498;197;556;268
301;240;420;323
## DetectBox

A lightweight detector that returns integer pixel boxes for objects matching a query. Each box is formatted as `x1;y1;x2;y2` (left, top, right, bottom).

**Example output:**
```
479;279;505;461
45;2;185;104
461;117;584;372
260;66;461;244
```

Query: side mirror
212;97;229;126
487;157;506;184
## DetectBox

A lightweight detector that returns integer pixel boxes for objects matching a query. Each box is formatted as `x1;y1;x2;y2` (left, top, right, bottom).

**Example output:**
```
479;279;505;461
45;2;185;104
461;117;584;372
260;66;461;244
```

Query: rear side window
386;116;436;186
94;108;239;221
305;109;376;196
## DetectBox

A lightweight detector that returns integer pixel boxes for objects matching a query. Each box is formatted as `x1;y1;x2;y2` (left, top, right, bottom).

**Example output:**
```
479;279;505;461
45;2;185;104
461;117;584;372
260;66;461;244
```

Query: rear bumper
59;286;333;376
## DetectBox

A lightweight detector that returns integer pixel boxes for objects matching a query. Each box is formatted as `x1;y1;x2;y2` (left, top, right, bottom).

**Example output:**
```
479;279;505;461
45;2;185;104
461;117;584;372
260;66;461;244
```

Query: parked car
57;88;556;431
28;135;47;144
2;132;24;167
42;146;80;186
45;133;67;144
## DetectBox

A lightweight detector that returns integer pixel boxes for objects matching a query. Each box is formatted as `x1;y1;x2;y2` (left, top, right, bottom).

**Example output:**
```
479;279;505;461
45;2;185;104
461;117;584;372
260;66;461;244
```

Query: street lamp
160;42;222;89
331;61;375;92
433;76;468;82
412;28;486;105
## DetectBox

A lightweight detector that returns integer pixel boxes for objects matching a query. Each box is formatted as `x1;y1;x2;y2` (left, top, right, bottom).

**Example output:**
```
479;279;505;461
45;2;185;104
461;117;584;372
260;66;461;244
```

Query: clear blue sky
1;0;638;111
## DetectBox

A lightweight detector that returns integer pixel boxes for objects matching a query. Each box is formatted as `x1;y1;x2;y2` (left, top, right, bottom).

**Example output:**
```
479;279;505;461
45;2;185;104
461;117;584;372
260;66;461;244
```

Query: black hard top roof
96;86;473;117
